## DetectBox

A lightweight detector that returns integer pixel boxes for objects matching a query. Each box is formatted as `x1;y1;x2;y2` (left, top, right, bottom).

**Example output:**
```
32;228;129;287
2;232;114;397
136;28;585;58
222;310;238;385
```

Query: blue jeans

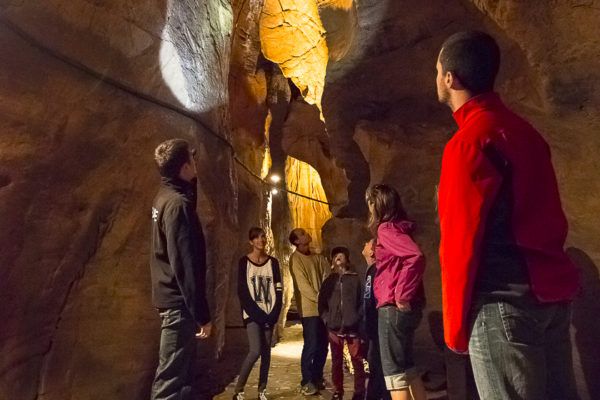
377;306;422;390
468;300;578;400
300;316;328;385
151;308;196;400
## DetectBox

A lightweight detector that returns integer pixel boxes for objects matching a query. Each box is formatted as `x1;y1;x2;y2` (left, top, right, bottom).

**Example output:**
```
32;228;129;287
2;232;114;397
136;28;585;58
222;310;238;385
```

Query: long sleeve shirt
374;221;426;309
289;251;328;318
237;256;283;327
150;177;210;325
438;92;580;353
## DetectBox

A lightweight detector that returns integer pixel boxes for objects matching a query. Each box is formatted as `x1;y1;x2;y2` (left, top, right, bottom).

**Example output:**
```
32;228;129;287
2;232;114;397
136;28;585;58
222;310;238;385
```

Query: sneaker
300;382;318;396
258;390;268;400
233;392;245;400
332;392;343;400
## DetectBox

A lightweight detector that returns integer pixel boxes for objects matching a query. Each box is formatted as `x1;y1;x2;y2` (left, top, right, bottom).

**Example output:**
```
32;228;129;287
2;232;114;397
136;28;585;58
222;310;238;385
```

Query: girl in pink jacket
366;184;426;400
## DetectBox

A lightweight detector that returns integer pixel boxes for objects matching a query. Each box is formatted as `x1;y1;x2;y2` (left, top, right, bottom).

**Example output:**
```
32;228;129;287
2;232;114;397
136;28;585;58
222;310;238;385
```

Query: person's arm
291;256;320;304
378;224;425;306
237;257;269;325
266;258;284;326
317;276;333;322
438;139;503;353
164;200;211;326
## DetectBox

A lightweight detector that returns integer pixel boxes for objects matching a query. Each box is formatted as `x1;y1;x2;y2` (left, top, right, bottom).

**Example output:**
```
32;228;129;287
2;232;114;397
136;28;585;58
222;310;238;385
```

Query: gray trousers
151;308;196;400
235;322;273;393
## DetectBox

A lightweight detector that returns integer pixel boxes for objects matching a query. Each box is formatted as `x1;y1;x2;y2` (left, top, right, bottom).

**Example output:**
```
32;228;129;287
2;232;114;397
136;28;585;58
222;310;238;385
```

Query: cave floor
212;322;449;400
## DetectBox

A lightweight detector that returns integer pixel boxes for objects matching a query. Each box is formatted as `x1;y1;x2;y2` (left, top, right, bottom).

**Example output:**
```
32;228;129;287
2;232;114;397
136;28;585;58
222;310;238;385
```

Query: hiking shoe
258;390;268;400
332;392;343;400
233;392;245;400
300;382;318;395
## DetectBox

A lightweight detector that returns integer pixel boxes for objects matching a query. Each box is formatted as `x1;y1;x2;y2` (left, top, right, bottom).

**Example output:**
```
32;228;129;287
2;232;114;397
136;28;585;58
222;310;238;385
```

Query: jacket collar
452;92;503;128
161;176;197;204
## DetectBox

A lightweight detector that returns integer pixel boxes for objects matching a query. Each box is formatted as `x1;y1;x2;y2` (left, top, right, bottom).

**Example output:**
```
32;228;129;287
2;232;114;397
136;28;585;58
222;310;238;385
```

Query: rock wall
318;1;600;398
0;1;270;399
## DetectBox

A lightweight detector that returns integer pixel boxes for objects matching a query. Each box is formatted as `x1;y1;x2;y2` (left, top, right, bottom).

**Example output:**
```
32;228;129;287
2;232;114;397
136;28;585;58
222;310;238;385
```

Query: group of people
232;182;427;400
148;30;581;400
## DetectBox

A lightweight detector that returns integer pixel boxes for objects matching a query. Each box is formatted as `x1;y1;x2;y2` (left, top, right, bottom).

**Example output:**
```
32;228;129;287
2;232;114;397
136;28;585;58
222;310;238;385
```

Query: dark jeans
377;306;422;390
235;322;273;393
469;300;578;400
328;331;365;394
366;335;391;400
300;316;329;385
151;308;196;400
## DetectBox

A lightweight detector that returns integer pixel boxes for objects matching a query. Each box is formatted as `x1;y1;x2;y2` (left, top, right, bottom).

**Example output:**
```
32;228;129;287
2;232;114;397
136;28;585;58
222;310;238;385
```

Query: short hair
439;31;500;94
154;139;192;178
331;246;350;261
249;226;265;240
289;228;304;245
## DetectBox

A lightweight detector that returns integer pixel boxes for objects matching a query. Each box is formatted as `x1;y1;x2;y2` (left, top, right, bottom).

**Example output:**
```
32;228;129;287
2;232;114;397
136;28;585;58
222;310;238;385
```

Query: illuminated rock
260;0;328;115
285;156;332;252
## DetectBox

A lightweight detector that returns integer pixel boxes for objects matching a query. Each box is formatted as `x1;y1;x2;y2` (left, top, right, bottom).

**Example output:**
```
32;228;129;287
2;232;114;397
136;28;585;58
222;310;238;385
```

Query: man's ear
448;71;464;90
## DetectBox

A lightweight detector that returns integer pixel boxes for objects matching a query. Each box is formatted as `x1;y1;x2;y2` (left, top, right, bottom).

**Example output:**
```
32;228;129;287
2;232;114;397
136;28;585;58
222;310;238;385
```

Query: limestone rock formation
0;1;264;399
260;0;329;114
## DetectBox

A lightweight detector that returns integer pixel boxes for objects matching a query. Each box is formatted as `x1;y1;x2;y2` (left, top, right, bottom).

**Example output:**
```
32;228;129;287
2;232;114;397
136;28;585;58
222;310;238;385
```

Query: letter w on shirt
251;276;273;307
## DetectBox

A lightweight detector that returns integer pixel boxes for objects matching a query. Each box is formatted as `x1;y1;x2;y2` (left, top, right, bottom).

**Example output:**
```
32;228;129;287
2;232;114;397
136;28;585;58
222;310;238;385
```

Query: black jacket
150;177;210;325
237;256;283;328
318;270;363;334
363;264;378;339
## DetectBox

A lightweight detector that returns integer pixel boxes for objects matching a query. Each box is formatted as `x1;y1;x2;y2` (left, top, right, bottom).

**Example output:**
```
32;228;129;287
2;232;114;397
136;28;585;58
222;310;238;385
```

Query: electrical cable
1;17;336;207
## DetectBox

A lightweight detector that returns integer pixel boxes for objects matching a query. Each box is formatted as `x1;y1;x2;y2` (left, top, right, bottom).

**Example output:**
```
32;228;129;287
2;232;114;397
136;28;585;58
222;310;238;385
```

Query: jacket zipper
339;274;344;333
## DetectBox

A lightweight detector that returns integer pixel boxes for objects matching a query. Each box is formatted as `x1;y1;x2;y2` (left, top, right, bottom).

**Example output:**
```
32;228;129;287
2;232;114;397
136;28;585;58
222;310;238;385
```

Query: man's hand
396;301;411;312
196;321;212;339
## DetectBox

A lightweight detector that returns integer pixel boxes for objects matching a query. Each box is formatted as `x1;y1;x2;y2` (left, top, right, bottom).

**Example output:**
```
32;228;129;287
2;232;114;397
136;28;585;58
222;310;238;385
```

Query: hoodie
374;220;426;309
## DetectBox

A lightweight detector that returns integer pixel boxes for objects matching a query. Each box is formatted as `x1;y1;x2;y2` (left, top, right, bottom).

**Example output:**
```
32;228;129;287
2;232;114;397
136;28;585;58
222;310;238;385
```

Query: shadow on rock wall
0;0;258;399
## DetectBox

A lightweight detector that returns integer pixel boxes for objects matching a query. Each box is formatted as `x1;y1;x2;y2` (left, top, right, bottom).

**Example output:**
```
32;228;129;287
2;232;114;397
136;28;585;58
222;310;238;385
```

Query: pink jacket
374;221;426;308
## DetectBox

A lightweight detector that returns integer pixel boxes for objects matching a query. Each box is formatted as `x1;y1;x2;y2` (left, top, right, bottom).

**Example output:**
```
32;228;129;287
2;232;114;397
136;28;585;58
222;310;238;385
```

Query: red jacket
374;221;426;308
438;93;580;353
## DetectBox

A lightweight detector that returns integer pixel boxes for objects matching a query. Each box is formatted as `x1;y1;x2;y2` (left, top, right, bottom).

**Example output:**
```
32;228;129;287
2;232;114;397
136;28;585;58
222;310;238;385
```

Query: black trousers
366;334;391;400
300;316;329;385
151;308;196;400
235;322;273;393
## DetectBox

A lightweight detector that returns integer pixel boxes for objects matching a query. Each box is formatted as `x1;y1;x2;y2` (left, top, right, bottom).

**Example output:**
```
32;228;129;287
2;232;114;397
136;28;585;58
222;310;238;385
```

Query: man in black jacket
150;138;212;400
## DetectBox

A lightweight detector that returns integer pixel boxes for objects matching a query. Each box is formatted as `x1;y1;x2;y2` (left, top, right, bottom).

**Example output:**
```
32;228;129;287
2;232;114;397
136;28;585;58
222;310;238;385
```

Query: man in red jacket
436;31;580;400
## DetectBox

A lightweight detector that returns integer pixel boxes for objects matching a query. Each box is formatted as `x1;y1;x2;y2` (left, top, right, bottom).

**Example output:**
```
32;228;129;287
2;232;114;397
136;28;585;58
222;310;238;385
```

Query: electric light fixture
270;174;281;183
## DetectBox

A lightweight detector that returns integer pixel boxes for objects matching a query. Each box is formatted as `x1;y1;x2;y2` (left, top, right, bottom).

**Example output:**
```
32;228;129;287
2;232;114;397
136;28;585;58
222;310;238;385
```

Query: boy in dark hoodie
318;247;366;400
